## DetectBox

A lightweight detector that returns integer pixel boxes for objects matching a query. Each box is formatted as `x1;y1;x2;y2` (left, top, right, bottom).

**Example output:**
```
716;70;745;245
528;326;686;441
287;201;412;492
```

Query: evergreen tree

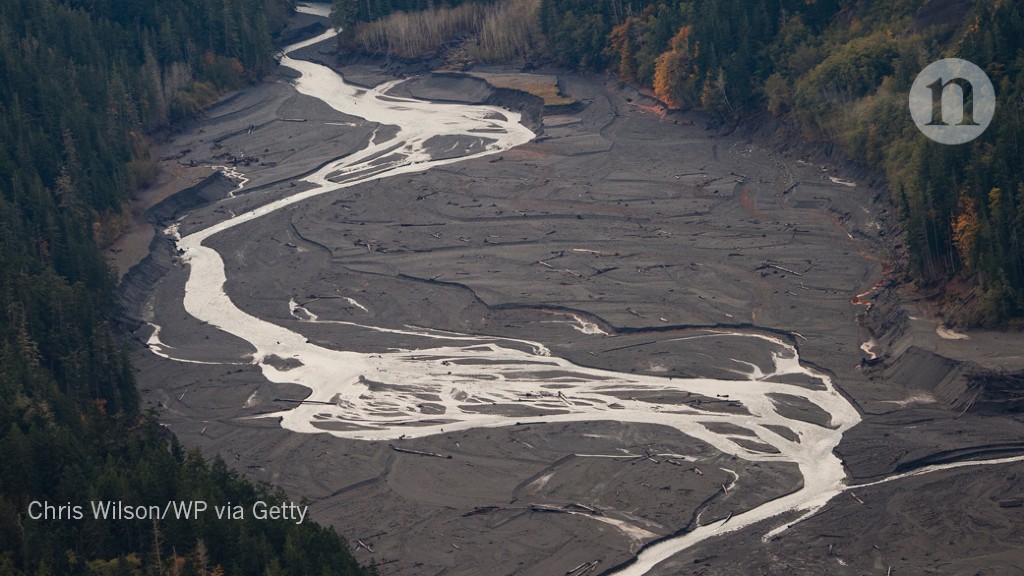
0;0;372;573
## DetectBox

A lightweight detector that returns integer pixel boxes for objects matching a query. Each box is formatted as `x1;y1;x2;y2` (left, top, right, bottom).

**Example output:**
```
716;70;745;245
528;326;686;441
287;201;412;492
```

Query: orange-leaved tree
653;24;698;109
952;190;981;269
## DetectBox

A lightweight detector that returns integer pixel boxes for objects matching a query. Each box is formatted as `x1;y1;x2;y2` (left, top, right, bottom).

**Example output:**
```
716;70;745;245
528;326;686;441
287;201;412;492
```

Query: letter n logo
926;77;980;126
910;59;995;145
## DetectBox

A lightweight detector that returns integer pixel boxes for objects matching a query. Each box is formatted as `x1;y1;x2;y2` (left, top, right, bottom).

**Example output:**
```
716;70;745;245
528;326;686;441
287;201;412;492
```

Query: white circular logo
909;58;995;145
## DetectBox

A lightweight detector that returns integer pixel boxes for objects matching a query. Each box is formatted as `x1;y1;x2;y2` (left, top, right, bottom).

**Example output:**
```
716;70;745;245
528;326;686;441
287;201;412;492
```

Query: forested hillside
0;0;371;574
333;0;1024;325
540;0;1024;325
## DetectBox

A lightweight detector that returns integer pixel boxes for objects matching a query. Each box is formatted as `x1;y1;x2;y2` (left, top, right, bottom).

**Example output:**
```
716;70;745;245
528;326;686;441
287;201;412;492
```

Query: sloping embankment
117;172;236;325
864;290;971;408
863;289;1024;414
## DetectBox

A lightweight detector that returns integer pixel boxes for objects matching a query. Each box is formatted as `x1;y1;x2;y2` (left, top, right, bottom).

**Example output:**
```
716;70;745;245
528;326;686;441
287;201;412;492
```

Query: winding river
145;4;1014;574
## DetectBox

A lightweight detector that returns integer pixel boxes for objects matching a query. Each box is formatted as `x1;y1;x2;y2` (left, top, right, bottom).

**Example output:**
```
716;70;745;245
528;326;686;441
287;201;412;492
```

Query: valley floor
121;26;1024;576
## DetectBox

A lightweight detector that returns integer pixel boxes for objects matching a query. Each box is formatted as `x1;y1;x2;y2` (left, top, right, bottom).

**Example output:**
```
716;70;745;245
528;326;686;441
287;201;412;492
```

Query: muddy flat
122;10;1024;576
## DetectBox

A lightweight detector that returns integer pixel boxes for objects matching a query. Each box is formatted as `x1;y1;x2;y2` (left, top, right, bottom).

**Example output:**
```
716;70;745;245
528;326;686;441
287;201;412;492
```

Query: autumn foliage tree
608;17;637;82
653;25;697;109
952;191;981;269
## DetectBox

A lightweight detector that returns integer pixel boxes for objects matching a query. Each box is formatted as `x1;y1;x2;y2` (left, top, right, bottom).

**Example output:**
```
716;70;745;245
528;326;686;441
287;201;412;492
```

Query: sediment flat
123;24;1024;576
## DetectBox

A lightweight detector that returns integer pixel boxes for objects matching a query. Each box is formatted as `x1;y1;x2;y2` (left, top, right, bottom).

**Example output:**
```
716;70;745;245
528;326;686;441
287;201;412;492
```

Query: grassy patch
467;72;576;106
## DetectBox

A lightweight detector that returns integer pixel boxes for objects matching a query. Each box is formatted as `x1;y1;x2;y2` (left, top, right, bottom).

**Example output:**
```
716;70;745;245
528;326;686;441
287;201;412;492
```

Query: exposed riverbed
124;4;1024;575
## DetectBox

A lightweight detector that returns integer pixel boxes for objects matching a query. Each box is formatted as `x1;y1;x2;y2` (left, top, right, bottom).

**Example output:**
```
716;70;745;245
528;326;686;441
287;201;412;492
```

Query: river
147;4;885;574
